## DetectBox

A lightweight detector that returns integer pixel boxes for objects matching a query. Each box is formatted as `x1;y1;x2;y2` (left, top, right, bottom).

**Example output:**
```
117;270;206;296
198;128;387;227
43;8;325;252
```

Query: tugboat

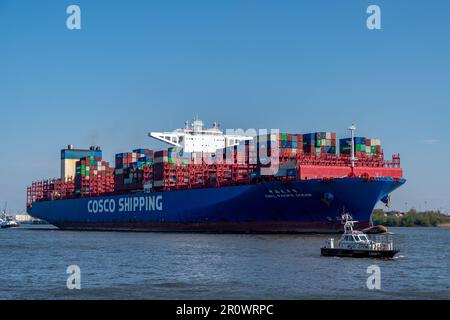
0;216;20;229
0;202;20;229
321;213;398;258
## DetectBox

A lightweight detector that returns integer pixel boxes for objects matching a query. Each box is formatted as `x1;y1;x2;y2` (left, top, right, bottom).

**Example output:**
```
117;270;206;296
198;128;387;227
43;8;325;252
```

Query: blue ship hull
27;178;405;233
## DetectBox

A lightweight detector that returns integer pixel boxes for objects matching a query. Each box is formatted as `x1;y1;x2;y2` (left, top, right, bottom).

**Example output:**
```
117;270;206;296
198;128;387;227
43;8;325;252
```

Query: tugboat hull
321;248;399;258
0;224;20;229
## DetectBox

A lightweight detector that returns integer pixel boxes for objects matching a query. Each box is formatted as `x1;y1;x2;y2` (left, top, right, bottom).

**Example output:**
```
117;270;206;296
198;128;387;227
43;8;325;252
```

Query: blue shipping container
62;149;102;160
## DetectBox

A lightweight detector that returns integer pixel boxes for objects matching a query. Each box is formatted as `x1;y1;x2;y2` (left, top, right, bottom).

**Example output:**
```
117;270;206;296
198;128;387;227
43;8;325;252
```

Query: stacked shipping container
115;149;153;191
339;137;382;158
275;133;303;157
221;141;257;165
74;156;114;195
152;147;257;190
153;150;176;188
302;132;337;155
365;138;382;157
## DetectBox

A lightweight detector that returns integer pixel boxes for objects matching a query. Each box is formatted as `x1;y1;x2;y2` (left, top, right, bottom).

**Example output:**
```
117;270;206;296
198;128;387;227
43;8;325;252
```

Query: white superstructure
149;118;253;153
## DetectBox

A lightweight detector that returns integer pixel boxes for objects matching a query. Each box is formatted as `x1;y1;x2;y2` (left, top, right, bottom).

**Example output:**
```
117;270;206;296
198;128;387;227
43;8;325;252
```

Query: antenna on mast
348;123;357;171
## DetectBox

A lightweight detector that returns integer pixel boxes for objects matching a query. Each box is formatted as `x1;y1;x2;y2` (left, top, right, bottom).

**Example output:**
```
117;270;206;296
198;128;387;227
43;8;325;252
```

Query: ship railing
370;235;395;251
291;153;401;169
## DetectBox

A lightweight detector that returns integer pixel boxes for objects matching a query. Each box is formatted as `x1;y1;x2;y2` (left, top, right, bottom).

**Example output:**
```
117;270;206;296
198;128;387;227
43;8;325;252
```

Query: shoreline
437;223;450;228
377;223;450;228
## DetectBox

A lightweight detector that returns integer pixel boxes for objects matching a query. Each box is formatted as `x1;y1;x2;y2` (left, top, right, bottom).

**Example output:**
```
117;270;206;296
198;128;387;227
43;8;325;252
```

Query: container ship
26;120;405;233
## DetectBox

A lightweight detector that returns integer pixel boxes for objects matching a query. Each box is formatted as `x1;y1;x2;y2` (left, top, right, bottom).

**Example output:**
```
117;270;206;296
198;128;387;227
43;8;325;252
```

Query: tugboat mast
341;213;356;234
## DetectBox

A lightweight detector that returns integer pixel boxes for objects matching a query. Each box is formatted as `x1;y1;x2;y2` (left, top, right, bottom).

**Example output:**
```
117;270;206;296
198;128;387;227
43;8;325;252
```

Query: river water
0;226;449;299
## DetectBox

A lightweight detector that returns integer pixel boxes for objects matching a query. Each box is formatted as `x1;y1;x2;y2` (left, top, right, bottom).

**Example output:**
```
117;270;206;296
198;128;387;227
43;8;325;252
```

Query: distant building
384;210;404;217
15;214;46;224
15;214;33;222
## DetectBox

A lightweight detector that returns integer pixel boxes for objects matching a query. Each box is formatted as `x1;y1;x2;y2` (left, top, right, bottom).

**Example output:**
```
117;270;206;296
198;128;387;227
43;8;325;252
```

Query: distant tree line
372;209;450;227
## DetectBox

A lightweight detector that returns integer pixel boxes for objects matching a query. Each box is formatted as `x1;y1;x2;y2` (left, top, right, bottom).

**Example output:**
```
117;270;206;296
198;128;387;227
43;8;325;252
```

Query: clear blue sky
1;0;449;213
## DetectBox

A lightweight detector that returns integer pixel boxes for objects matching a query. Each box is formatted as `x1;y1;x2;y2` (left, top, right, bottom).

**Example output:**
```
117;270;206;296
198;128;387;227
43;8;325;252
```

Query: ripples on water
0;226;449;299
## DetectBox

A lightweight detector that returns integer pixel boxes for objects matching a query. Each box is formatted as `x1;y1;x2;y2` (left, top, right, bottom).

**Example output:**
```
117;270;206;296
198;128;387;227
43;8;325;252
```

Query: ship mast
348;124;357;172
